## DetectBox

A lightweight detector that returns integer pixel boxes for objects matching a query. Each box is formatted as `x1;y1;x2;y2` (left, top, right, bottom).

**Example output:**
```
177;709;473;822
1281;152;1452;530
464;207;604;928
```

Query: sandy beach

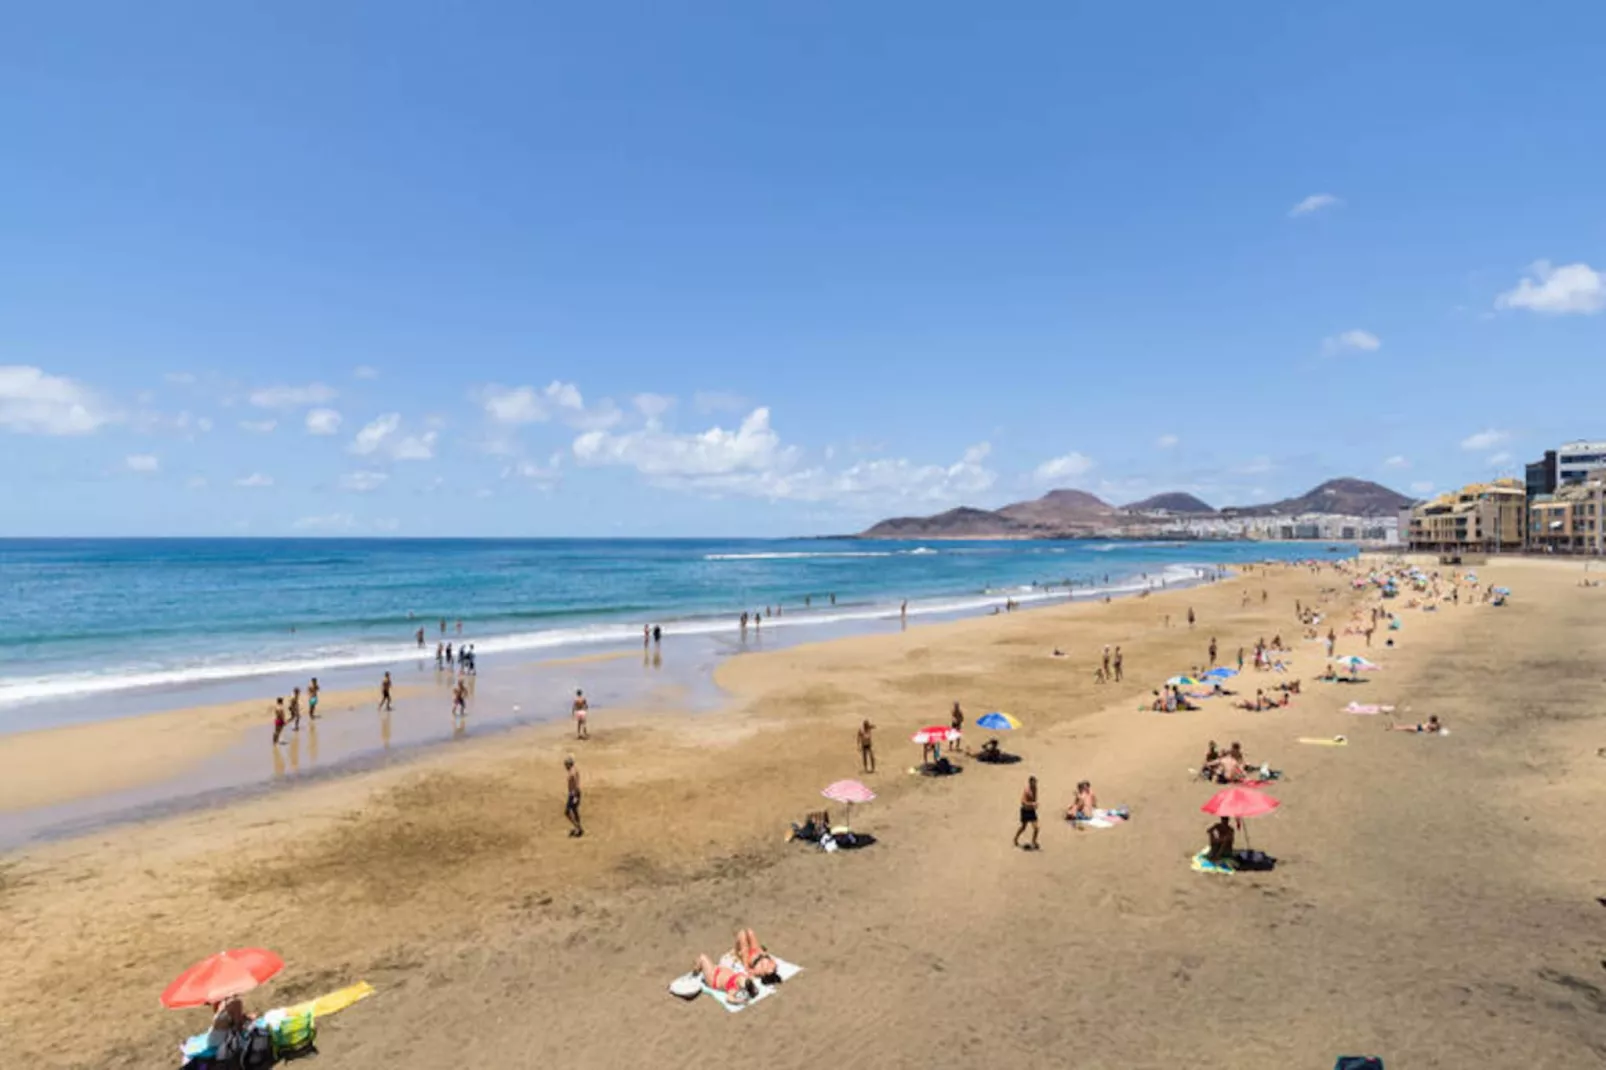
3;557;1603;1069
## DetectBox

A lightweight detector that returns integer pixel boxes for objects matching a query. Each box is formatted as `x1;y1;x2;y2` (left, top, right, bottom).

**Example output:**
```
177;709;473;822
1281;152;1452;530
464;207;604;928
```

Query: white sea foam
0;562;1212;711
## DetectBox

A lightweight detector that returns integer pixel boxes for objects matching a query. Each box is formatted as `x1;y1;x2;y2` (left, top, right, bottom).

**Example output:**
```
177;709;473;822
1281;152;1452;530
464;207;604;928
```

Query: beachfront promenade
2;557;1602;1068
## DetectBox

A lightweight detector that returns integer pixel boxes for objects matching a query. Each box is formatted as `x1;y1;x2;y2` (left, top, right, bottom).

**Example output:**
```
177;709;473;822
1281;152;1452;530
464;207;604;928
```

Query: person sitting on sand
732;928;780;984
1207;816;1236;862
1066;780;1098;823
693;955;760;1005
1150;690;1165;712
206;996;252;1058
977;738;1002;762
1200;740;1222;777
788;810;831;842
1388;715;1443;734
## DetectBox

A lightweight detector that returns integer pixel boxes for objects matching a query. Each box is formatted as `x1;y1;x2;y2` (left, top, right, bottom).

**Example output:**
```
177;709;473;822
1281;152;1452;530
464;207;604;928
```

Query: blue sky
4;3;1604;536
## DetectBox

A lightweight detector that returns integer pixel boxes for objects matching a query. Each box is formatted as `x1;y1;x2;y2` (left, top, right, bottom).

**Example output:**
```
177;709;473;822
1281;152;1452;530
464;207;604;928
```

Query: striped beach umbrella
975;711;1020;731
911;725;960;745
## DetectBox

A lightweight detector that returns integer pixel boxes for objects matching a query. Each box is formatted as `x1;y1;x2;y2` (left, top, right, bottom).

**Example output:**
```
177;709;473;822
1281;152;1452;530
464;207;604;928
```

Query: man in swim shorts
572;689;589;739
1014;775;1039;850
307;677;319;720
564;756;583;837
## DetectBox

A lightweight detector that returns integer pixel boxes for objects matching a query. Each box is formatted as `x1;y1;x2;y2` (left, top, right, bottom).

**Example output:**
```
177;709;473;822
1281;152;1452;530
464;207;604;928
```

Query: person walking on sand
564;756;583;838
287;686;302;732
1014;776;1040;851
307;677;320;720
1187;607;1195;629
1102;645;1111;679
378;671;393;712
1113;646;1124;682
1208;637;1217;666
451;679;468;718
858;719;876;773
572;689;589;740
949;701;964;752
644;624;650;648
272;697;287;745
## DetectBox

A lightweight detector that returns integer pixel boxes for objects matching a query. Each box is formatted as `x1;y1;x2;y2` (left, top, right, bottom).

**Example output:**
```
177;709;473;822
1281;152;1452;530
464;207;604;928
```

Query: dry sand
3;558;1604;1069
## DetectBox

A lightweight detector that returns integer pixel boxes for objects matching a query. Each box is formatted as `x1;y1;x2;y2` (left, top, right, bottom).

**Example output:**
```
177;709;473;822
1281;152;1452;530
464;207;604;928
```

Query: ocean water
0;537;1348;723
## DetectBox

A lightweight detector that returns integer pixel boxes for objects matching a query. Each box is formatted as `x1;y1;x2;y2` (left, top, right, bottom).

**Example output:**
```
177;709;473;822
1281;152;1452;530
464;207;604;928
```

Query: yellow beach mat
284;981;374;1020
1298;736;1348;747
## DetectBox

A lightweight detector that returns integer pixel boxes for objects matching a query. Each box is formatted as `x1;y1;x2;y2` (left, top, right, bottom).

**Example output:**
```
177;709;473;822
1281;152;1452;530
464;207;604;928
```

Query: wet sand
3;557;1603;1069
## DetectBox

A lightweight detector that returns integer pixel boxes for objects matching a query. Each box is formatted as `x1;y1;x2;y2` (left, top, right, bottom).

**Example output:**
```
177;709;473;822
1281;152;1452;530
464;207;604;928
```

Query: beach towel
1298;736;1348;746
675;956;804;1013
283;981;374;1020
1343;703;1395;715
1191;849;1235;875
1068;806;1130;829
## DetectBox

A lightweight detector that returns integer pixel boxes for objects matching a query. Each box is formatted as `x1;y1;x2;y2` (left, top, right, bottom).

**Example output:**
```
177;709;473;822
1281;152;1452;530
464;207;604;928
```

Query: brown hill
859;506;1027;539
1123;492;1215;514
996;488;1117;528
1223;478;1411;518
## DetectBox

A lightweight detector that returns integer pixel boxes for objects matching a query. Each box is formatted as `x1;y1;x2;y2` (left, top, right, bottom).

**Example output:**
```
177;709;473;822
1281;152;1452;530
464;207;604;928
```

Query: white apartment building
1557;440;1606;485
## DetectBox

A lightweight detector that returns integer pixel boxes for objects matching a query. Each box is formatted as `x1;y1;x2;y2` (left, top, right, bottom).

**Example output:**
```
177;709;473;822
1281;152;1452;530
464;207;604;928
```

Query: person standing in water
287;687;302;732
307;678;320;720
272;697;287;745
451;678;468;718
378;672;393;712
572;689;589;740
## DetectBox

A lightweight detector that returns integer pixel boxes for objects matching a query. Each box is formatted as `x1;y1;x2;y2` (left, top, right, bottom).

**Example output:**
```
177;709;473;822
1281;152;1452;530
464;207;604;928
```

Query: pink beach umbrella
821;779;876;830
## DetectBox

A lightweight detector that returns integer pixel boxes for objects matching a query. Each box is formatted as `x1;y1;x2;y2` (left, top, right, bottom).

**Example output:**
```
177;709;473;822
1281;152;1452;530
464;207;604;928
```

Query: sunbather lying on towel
732;928;780;983
695;955;760;1005
1388;715;1442;734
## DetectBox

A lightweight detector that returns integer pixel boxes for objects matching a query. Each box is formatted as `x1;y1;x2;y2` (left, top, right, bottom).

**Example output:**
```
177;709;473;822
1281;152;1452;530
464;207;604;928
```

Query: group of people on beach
270;678;320;745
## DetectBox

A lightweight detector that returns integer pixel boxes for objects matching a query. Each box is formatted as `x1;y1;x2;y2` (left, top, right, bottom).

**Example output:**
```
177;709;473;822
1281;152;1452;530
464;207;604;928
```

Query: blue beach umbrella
976;711;1021;731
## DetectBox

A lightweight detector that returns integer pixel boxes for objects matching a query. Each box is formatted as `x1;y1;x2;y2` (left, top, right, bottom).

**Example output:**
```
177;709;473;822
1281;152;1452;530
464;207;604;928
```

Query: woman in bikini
694;954;759;1005
733;928;779;982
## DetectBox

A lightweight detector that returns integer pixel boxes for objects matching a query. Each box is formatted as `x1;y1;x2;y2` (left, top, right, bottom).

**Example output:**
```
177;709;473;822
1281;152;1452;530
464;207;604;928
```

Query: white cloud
1155;434;1179;449
239;419;278;434
339;470;389;493
693;391;749;414
633;393;676;419
249;383;337;409
1032;451;1095;483
293;512;357;532
574;407;792;480
503;454;564;484
1410;480;1435;495
124;453;160;473
1460;429;1509;451
1487;451;1512;466
350;413;435;460
0;365;113;435
305;408;343;435
1383;455;1409;469
1495;260;1604;315
235;473;274;488
478;381;585;426
352;365;379;380
1288;193;1341;218
1322;329;1381;356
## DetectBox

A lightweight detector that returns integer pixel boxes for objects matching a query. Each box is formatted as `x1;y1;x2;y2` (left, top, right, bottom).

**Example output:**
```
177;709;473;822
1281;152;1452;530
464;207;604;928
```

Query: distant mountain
1223;478;1412;518
1124;492;1215;514
859;506;1028;539
996;488;1117;528
855;477;1411;538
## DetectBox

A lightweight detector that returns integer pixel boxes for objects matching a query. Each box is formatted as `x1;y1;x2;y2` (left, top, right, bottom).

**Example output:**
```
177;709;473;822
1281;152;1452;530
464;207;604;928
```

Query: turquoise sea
0;537;1350;727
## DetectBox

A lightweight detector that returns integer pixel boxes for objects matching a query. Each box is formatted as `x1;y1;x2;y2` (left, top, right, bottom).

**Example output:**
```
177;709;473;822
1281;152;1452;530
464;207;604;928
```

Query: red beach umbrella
1201;786;1280;818
160;948;285;1008
911;725;960;745
821;779;876;805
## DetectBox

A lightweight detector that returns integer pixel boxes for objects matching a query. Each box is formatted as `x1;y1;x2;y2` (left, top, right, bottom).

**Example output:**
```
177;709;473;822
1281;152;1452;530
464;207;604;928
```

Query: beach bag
819;832;839;853
238;1026;277;1070
268;1008;317;1060
1334;1059;1383;1070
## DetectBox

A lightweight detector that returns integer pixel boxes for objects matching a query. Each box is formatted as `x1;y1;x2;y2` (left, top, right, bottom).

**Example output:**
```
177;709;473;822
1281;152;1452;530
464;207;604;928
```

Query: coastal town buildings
1527;480;1605;555
1556;440;1606;485
1406;479;1527;553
